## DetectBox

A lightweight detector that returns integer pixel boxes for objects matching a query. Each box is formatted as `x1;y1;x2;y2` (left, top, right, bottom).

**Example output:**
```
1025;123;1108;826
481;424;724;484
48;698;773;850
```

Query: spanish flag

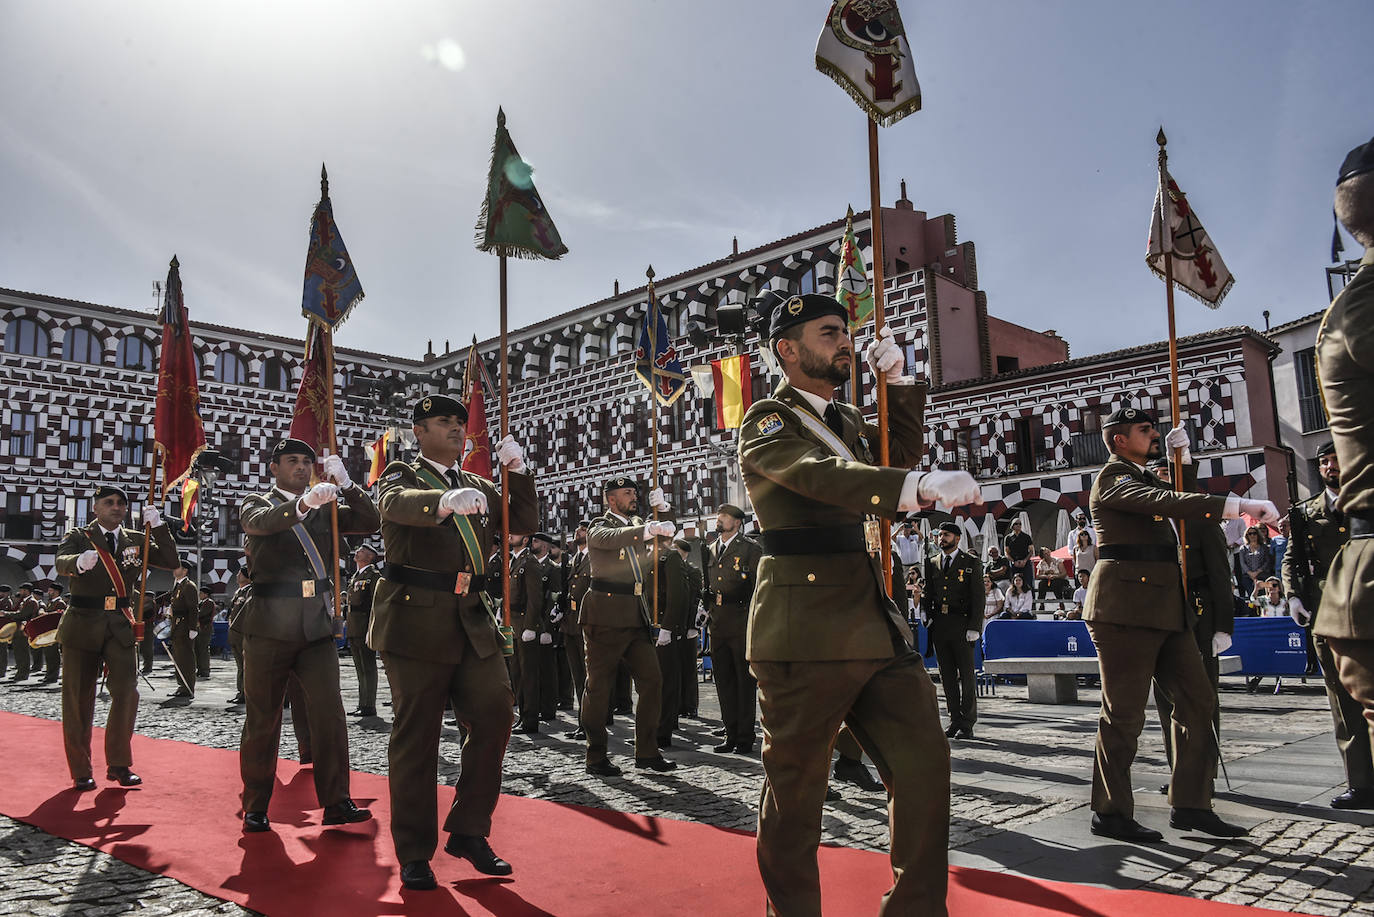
711;354;753;429
180;478;200;532
365;430;391;488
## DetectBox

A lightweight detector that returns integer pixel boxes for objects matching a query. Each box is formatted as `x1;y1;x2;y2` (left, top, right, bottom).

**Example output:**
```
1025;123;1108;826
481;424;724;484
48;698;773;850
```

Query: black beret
354;541;380;557
603;476;638;493
413;394;468;424
1102;406;1156;427
763;293;848;340
1339;137;1374;186
199;586;212;595
1317;441;1337;458
716;503;746;520
0;585;10;593
93;484;128;502
1146;457;1171;470
531;532;556;546
269;438;316;463
577;519;593;530
19;582;35;591
937;522;961;536
672;538;692;551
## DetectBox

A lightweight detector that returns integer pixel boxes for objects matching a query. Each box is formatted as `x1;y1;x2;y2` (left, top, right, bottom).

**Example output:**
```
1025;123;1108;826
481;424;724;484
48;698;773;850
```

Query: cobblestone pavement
1;652;1370;915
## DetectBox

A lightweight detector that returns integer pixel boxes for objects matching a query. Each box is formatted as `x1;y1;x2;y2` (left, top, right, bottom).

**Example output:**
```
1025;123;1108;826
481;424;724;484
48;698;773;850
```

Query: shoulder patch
381;472;403;483
756;413;784;436
1113;473;1134;486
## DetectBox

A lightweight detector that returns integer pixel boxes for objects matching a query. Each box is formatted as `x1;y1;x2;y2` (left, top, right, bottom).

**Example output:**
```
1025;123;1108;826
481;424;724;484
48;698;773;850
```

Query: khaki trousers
752;652;950;917
382;648;513;865
1327;638;1374;733
61;631;138;779
580;625;661;763
348;615;378;710
1315;635;1374;789
170;631;196;695
1154;626;1221;778
239;634;350;814
655;639;681;742
1088;622;1214;817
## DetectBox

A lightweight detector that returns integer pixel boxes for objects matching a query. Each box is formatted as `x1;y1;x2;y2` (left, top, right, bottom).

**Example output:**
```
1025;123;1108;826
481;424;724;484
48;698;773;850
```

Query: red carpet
0;711;1307;916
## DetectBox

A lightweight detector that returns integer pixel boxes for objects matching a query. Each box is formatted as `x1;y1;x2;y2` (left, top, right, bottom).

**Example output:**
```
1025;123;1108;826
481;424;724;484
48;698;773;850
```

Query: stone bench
983;655;1242;704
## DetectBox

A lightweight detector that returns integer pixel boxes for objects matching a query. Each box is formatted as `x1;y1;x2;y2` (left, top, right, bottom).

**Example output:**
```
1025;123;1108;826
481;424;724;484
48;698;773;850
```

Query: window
9;412;37;457
1012;416;1039;474
902;343;918;375
751;369;768;406
996;355;1019;374
671;473;690;516
954;427;980;476
63;496;90;531
67;418;94;462
120;423;146;465
709;467;729;506
798;267;816;295
61;327;102;364
669;401;686;441
214;351;247;385
260;356;291;390
1295;347;1328;433
4;318;49;356
3;493;37;540
597;408;613;452
1152;395;1173;427
117;336;155;371
703;396;717;433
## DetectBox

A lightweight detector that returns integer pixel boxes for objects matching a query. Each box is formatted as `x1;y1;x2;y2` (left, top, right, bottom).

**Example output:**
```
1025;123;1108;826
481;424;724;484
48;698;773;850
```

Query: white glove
965;630;981;643
655;629;673;647
685;628;699;640
1223;497;1279;524
644;520;677;540
648;487;670;512
76;550;100;573
322;454;352;489
495;435;527;474
1211;632;1233;655
864;326;907;383
549;609;564;624
538;631;553;645
520;628;537;643
141;506;163;528
438;487;488;517
189;629;199;640
1288;596;1312;627
899;470;983;511
1164;425;1193;466
300;482;340;510
694;609;709;629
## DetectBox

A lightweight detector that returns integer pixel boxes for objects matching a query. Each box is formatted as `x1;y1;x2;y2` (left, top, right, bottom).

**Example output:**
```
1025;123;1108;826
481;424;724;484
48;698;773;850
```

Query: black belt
252;579;333;598
1099;544;1178;563
69;595;130;610
759;525;867;556
590;577;643;596
1350;514;1374;539
384;563;490;594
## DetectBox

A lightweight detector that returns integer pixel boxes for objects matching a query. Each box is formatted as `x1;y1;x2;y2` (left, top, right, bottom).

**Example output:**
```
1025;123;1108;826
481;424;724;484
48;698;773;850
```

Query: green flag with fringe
475;108;568;260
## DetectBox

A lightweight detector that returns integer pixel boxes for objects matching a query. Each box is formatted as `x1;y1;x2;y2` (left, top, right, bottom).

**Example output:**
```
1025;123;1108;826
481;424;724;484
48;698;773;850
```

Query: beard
1145;437;1164;460
1322;470;1340;489
797;341;851;386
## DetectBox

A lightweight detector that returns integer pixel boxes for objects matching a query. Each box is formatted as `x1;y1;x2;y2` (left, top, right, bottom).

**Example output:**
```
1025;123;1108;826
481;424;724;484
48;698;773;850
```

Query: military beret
1102;406;1155;427
762;293;848;341
199;586;212;595
937;522;961;536
716;503;746;520
1010;519;1022;527
603;476;638;493
672;538;692;551
269;438;316;463
354;541;380;557
1146;456;1171;469
1339;136;1374;186
531;532;556;546
1316;441;1337;458
577;519;593;530
0;585;10;593
413;393;468;424
18;582;35;591
93;484;128;502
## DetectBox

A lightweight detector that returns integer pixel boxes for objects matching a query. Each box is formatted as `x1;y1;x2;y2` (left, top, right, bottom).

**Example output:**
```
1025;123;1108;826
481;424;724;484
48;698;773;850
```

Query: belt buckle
104;596;117;611
716;593;722;606
941;603;949;615
864;519;881;554
302;580;316;598
455;572;471;596
633;582;643;596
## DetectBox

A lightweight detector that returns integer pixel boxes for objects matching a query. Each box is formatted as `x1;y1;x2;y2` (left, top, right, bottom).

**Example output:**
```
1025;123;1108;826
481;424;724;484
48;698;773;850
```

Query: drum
0;621;16;644
22;611;62;648
154;619;172;641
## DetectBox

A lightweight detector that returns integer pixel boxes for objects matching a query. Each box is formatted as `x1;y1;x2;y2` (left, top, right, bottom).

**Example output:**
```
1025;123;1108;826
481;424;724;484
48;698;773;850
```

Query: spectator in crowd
1072;530;1098;578
982;573;1004;622
985;546;1011;593
905;569;923;623
1001;573;1034;619
1222;516;1248;594
1239;526;1274;596
1004;520;1034;586
1256;577;1287;617
893;521;922;567
1066;511;1096;551
1269;517;1289;578
1034;547;1071;600
1068;569;1090;619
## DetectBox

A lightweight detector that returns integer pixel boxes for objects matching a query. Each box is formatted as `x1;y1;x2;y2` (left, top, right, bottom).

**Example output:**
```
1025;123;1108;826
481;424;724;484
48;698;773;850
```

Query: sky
1;0;1370;363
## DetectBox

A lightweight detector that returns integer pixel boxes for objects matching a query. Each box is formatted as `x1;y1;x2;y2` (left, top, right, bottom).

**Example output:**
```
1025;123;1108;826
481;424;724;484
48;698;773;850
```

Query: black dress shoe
444;833;513;876
1090;812;1163;842
298;748;313;765
400;860;438;890
1170;807;1248;837
243;812;271;833
168;688;193;698
825;786;842;802
322;799;372;825
557;701;574;711
73;777;96;792
635;756;677;772
567;727;587;740
586;759;622;777
1331;788;1374;810
226;694;245;705
515;723;540;735
833;758;883;792
712;740;737;753
106;767;142;787
954;727;975;740
712;727;728;737
733;743;756;756
944;723;960;738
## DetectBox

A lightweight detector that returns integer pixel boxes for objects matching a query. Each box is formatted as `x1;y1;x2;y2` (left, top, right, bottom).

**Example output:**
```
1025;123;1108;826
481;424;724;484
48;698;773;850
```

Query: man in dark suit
922;521;985;739
370;395;537;891
704;503;763;754
236;438;378;835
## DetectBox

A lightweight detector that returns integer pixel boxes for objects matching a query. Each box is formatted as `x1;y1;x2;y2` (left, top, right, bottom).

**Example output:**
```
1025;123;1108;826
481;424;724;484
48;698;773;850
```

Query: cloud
419;38;466;72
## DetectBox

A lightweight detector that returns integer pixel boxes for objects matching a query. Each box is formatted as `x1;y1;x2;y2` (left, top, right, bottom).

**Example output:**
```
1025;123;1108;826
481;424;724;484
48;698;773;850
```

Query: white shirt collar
718;532;737;550
273;485;305;503
421;454;462;478
512;547;528;559
607;510;631;524
98;523;120;538
1326;487;1340;508
793;387;833;418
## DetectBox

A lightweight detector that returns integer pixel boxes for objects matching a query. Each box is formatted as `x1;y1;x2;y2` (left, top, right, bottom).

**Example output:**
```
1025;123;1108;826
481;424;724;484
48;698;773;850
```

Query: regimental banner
1147;168;1234;307
154;256;206;497
836;210;874;332
462;375;493;481
289;323;331;454
301;167;365;329
815;0;922;127
475;108;568;260
635;297;688;406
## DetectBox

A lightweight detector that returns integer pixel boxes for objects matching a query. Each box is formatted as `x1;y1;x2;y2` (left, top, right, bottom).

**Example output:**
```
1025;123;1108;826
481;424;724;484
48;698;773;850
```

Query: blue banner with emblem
634;294;687;406
301;165;365;330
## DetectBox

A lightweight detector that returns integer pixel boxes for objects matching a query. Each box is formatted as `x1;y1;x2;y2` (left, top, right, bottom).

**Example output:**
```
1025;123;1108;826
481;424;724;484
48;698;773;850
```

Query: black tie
446;469;461;489
943;554;953;574
106;531;118;556
824;403;845;439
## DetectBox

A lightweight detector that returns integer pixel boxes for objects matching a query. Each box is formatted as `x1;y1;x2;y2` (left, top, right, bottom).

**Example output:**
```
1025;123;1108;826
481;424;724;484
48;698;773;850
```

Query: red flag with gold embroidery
289;323;331;454
1147;167;1234;307
154;256;206;497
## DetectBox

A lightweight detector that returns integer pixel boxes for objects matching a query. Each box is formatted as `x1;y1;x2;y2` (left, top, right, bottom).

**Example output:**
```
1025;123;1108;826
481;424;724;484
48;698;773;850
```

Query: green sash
413;463;497;618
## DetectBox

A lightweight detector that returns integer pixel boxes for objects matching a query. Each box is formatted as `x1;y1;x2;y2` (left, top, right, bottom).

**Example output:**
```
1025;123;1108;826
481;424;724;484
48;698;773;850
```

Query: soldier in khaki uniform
236;438;378;834
346;542;381;717
0;585;13;678
653;535;692;748
54;485;178;789
509;533;550;734
673;537;704;718
1315;139;1374;755
226;565;252;705
579;476;677;776
370;394;536;891
704;503;763;754
195;586;216;678
167;563;198;698
563;523;592;738
40;583;66;683
921;521;985;739
1084;407;1275;842
9;582;40;680
739;293;984;917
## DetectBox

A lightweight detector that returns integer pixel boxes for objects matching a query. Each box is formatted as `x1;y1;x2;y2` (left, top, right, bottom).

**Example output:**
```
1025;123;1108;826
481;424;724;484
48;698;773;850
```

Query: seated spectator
985;547;1011;592
1239;525;1273;596
1256;576;1287;616
1066;568;1090;620
1071;530;1097;578
1034;547;1071;600
1000;573;1034;619
982;573;1004;622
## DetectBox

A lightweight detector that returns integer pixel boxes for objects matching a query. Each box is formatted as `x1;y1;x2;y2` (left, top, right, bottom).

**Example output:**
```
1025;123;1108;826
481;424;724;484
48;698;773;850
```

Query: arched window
260;356;291;391
214;351;246;385
116;336;155;372
4;318;50;356
61;327;103;364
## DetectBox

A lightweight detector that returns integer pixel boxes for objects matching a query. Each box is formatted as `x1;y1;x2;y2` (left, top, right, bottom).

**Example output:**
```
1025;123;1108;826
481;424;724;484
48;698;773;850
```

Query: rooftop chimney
896;179;913;211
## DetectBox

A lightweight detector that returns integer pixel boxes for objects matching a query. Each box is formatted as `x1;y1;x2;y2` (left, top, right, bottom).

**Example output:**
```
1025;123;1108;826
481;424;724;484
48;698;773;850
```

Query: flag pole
647;266;661;629
1157;129;1188;583
867;117;893;594
134;451;163;640
500;254;513;638
323;325;344;632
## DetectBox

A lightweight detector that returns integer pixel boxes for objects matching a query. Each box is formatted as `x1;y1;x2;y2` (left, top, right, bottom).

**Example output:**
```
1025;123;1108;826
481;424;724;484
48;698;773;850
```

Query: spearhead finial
169;255;179;270
1156;127;1167;148
845;204;855;228
320;163;329;198
497;107;506;129
646;265;655;281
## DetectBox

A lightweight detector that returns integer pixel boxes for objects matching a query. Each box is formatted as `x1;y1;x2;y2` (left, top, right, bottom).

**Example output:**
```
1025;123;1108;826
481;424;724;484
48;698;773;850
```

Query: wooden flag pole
134;452;163;637
500;254;512;633
1158;130;1188;584
867;117;893;594
647;266;661;628
323;326;344;631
